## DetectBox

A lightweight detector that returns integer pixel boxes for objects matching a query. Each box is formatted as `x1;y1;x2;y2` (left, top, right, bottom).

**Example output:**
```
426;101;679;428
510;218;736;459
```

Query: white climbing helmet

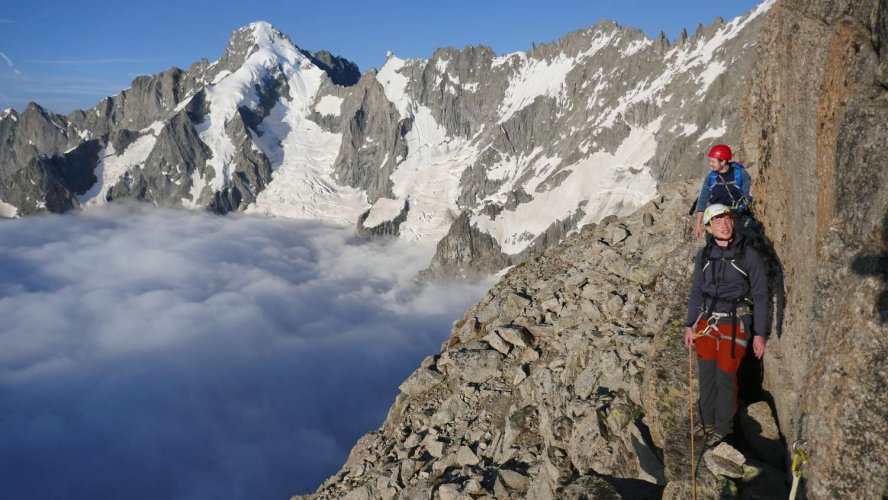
703;203;732;225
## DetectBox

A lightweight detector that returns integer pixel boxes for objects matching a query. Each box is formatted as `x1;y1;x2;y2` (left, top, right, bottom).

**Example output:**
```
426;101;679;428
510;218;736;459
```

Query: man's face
705;213;735;240
708;157;720;171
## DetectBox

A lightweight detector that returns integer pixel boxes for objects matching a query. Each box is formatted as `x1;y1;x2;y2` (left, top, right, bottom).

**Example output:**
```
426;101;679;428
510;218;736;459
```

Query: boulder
449;349;504;384
603;294;625;316
342;486;372;500
423;436;445;458
434;483;461;500
496;325;533;348
483;332;511;355
628;266;658;286
607;226;630;245
524;323;556;341
560;476;620;499
456;446;480;466
503;293;532;319
704;442;746;478
498;469;530;494
431;408;455;427
400;368;446;396
567;413;615;474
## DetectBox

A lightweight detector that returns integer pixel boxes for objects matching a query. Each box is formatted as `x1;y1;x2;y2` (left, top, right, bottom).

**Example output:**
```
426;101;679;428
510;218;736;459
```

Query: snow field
78;122;163;206
0;199;18;218
472;118;662;255
315;95;343;117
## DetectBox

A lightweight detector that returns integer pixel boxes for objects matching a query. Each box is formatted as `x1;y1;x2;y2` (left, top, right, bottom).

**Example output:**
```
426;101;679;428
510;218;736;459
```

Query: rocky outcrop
67;63;211;138
303;50;361;87
0;138;101;215
107;109;212;207
419;212;511;280
333;71;409;203
298;181;790;499
208;107;276;213
740;0;888;497
357;199;410;238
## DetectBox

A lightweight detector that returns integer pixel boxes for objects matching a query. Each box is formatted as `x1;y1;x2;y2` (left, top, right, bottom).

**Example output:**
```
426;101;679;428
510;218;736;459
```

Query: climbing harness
690;310;750;355
789;441;809;500
699;236;753;358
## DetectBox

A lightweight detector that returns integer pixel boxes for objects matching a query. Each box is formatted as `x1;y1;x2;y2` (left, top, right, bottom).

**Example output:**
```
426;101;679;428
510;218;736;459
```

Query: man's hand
753;335;766;359
693;223;703;239
684;327;695;348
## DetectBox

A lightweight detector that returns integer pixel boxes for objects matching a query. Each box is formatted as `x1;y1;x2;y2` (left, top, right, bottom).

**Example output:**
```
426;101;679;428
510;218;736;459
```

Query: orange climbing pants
694;317;748;435
694;318;748;373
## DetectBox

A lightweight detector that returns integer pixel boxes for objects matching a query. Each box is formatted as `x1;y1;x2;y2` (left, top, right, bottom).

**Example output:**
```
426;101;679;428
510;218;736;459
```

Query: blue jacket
695;162;752;213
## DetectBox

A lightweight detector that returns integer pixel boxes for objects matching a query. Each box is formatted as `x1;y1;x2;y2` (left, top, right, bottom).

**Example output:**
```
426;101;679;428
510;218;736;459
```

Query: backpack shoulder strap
700;239;712;272
708;170;718;191
732;162;745;192
729;238;749;278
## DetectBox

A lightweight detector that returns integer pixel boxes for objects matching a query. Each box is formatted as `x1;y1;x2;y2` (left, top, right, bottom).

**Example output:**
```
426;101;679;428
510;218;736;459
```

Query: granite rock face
332;71;408;203
303;50;361;87
740;0;888;497
419;212;511;280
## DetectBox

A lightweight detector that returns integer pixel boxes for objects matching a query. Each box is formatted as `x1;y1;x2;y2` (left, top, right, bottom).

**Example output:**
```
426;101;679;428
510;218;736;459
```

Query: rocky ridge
297;181;787;500
297;0;888;497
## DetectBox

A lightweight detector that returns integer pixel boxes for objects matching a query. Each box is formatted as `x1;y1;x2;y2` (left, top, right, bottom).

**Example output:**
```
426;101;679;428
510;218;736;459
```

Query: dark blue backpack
707;162;748;212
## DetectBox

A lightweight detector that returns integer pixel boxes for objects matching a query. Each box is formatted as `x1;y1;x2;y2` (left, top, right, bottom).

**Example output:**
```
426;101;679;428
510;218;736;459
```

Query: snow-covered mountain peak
244;21;301;57
214;21;307;77
229;21;292;49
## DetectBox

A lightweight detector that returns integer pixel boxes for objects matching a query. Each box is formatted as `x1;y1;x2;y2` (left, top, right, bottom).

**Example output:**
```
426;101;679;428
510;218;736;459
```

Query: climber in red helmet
693;144;753;239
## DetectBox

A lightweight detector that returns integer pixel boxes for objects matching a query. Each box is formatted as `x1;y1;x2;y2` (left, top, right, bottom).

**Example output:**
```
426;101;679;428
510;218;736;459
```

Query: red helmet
708;144;732;161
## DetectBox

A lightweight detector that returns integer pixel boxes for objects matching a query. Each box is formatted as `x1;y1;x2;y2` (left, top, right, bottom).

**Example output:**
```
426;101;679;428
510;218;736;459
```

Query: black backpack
700;236;752;358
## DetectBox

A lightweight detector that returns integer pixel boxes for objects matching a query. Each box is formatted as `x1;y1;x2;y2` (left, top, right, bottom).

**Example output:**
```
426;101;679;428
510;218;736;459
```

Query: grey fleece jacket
685;235;769;337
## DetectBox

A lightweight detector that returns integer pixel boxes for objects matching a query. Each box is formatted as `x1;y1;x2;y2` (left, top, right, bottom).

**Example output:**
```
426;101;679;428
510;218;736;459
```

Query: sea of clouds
0;205;492;500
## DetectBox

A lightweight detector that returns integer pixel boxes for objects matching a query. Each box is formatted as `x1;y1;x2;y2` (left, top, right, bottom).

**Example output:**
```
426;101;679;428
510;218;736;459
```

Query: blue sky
0;0;761;114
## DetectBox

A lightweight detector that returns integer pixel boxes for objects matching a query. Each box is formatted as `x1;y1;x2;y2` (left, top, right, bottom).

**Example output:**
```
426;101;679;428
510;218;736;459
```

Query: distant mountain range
0;1;774;277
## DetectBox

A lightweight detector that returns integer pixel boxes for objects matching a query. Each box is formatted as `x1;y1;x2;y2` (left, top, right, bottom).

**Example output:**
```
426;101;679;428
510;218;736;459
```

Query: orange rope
689;344;697;500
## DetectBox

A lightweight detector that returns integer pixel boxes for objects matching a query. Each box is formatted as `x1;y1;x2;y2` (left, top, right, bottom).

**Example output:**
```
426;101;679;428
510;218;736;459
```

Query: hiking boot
706;432;729;447
693;421;715;438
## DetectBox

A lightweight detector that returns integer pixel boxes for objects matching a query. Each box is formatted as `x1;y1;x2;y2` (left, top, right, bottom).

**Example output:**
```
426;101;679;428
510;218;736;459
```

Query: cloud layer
0;205;491;499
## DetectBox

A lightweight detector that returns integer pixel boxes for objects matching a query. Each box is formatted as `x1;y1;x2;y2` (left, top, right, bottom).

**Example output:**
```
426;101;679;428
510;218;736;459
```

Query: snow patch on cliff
472;118;661;254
